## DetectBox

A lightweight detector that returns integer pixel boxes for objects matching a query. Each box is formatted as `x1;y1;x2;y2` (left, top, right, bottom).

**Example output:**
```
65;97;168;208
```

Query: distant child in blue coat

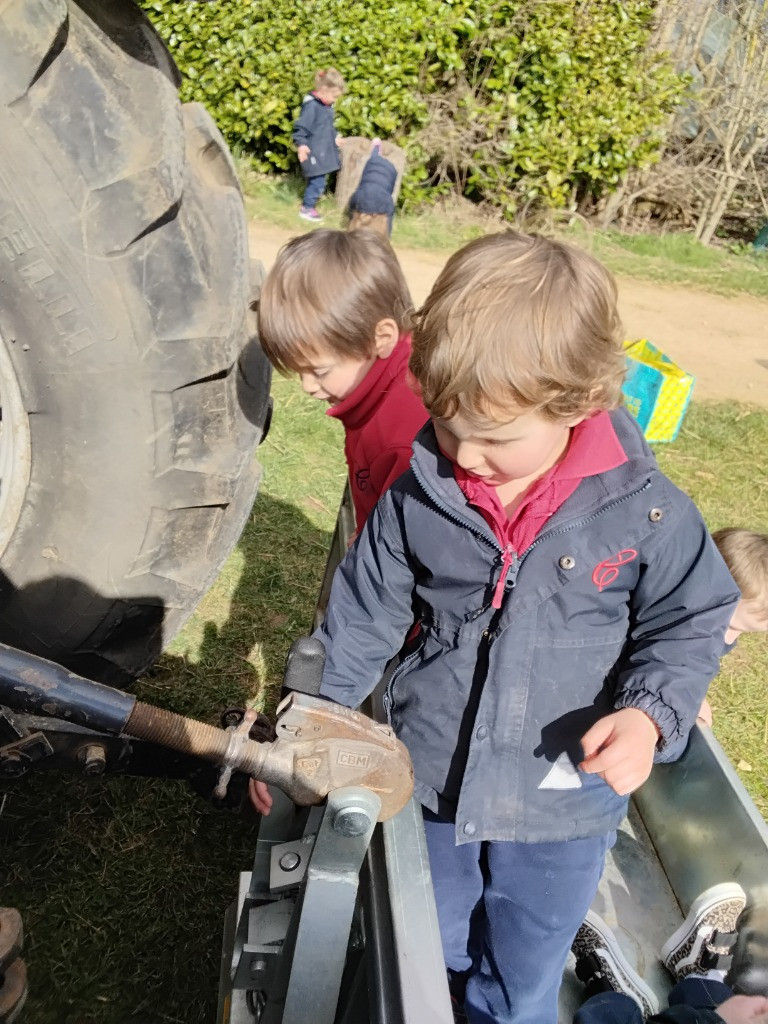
253;231;740;1024
293;68;345;223
347;139;398;237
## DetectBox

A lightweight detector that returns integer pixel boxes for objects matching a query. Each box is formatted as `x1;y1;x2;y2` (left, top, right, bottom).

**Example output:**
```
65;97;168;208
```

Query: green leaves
139;0;686;214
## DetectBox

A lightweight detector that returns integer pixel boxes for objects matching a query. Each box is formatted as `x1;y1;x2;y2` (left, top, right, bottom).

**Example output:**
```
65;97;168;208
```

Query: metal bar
361;825;405;1024
635;725;768;911
282;787;381;1024
0;643;135;733
382;798;453;1024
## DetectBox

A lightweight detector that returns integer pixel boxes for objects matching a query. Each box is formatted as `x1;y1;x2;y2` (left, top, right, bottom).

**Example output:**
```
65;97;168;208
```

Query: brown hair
314;68;346;94
348;212;390;237
258;229;412;373
410;231;626;422
713;528;768;614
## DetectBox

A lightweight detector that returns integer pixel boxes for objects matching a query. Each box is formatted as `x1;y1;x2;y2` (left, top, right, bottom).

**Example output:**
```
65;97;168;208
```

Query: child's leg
668;976;732;1009
573;992;643;1024
466;833;613;1024
302;175;326;210
422;810;484;976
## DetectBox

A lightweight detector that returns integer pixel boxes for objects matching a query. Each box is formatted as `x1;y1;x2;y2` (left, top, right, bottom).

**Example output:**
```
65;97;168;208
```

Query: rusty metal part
125;701;269;775
259;694;414;821
0;908;26;1024
77;743;107;776
0;958;27;1023
0;909;22;970
214;709;259;800
125;693;413;821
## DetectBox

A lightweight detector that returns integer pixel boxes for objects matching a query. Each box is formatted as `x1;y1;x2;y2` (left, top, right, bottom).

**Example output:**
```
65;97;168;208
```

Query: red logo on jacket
592;549;638;592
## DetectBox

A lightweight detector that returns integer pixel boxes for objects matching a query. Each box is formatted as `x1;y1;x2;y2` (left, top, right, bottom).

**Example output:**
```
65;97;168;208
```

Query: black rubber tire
0;0;272;683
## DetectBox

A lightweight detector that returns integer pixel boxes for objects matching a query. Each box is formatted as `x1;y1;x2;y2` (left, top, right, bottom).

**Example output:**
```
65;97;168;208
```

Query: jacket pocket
383;641;425;724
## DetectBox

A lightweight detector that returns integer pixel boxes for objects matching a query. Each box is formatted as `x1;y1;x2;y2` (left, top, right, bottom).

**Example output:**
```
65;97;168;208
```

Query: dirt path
249;220;768;407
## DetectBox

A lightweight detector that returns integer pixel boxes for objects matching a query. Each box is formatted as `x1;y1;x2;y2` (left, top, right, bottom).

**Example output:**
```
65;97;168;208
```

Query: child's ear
373;318;399;359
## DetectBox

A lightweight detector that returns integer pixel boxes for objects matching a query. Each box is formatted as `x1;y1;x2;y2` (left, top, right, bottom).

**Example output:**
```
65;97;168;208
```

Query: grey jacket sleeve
613;509;739;756
292;99;316;147
314;495;418;708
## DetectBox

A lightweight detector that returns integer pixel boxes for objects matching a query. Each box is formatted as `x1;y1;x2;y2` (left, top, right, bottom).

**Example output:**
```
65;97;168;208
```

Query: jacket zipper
492;544;517;609
412;460;652;614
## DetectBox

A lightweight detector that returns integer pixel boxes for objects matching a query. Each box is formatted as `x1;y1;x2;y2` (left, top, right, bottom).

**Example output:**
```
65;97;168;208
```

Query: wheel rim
0;331;31;557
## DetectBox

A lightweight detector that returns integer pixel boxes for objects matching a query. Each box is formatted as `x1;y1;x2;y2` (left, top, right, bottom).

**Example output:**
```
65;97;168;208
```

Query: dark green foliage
140;0;687;212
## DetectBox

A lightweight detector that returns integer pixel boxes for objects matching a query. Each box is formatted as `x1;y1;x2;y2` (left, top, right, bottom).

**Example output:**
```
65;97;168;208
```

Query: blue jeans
574;978;733;1024
423;810;612;1024
302;174;326;209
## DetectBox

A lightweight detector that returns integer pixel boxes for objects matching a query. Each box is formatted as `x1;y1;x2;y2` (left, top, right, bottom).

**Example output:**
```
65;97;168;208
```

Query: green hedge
140;0;686;212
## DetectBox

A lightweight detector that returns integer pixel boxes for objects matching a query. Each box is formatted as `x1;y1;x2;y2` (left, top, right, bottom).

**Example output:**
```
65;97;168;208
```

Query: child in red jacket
258;229;428;533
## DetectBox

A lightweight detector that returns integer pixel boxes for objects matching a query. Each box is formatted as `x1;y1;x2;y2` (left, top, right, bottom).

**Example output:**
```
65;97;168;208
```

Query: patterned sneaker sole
573;910;660;1017
661;883;747;979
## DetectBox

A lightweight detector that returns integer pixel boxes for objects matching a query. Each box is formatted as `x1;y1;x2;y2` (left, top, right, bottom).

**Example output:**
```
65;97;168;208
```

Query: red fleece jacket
327;334;428;531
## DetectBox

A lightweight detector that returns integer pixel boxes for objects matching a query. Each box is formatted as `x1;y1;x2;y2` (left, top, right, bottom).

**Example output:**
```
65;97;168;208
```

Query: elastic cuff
614;690;681;751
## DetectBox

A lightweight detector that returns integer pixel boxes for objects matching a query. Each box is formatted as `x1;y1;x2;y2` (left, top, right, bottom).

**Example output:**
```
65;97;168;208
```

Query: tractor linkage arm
0;638;413;822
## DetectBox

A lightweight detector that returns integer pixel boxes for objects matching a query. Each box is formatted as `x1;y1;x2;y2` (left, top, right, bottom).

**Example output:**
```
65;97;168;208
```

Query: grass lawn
1;385;766;1021
239;166;768;300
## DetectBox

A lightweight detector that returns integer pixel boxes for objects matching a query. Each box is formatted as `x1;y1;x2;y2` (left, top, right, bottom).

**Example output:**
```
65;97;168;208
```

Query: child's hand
248;778;273;815
697;697;713;728
297;144;310;163
716;995;768;1024
336;135;344;147
579;708;660;795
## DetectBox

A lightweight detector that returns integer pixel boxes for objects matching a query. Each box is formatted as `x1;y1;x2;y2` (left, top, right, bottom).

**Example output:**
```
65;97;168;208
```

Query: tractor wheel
0;0;272;683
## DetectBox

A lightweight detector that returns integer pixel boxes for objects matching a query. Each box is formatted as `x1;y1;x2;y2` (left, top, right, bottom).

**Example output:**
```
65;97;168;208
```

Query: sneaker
661;882;746;980
299;206;323;222
572;910;660;1017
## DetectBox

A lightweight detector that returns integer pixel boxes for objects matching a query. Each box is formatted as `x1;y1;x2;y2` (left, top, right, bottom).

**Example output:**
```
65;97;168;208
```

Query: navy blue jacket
316;409;739;844
293;93;340;178
348;152;397;217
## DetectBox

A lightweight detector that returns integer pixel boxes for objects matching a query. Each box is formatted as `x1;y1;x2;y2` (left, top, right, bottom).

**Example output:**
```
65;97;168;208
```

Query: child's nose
455;441;483;471
299;373;318;395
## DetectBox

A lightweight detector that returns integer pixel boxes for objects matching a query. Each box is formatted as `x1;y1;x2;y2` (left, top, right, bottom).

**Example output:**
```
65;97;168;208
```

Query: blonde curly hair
410;231;626;423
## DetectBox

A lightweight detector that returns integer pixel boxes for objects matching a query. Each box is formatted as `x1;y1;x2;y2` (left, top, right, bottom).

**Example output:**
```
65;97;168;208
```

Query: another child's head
410;231;625;486
713;528;768;643
258;229;412;405
313;67;346;104
348;211;390;237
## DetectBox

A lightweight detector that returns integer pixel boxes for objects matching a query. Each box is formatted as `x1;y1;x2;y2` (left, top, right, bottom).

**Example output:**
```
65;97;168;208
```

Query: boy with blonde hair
258;229;427;532
297;231;739;1023
698;528;768;726
714;529;768;643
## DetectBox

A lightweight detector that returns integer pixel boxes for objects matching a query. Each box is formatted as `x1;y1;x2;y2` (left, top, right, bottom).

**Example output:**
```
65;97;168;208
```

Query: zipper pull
492;545;518;609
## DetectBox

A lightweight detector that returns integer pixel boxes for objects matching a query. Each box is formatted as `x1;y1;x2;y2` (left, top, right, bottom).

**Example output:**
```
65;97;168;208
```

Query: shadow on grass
138;491;335;719
0;492;334;1023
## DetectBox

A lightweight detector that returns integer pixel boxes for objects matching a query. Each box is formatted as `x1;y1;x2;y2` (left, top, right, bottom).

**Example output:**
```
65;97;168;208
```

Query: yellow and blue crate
622;339;695;444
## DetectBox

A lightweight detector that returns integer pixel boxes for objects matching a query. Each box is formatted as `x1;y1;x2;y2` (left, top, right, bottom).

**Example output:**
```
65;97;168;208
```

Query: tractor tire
0;0;272;684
